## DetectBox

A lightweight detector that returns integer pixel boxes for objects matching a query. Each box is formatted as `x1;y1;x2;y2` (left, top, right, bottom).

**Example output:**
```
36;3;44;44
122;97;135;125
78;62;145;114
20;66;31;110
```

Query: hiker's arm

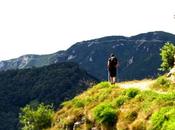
116;62;119;68
107;60;109;68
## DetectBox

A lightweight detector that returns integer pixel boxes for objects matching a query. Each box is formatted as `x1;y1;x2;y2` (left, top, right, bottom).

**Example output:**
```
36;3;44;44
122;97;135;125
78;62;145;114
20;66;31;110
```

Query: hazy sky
0;0;175;61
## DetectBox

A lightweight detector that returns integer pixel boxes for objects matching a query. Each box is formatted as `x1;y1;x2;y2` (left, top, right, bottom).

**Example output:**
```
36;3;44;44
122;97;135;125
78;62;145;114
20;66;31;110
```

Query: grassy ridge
49;79;175;130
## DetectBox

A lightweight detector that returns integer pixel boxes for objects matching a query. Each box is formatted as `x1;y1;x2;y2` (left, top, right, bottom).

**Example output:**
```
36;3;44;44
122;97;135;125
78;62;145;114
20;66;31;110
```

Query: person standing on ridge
107;53;119;84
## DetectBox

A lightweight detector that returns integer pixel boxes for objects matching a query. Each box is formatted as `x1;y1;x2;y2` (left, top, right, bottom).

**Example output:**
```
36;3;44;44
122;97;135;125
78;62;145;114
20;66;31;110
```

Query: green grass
92;102;118;125
122;88;141;98
112;95;128;108
150;107;175;130
50;80;175;130
151;75;174;91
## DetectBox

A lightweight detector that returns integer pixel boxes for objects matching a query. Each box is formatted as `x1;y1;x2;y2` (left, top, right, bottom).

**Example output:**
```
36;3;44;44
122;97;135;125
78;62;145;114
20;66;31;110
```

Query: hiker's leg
113;77;116;84
110;77;114;84
110;77;113;83
108;71;110;82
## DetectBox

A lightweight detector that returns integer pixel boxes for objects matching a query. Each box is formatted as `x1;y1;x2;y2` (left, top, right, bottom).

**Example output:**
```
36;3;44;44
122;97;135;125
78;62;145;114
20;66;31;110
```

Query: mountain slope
1;31;175;81
0;62;97;130
49;79;175;130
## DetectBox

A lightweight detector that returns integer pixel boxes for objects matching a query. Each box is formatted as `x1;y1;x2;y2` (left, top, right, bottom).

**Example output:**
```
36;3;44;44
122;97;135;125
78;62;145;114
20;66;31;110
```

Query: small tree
19;103;54;130
160;42;175;71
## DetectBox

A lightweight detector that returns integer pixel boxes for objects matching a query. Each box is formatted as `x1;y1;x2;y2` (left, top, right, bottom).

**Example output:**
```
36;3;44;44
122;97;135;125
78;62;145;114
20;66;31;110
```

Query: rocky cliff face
1;31;175;81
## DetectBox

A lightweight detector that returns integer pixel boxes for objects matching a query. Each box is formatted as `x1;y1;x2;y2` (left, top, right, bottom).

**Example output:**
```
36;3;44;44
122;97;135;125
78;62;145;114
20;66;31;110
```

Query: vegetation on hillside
5;41;175;130
45;79;175;130
0;62;97;130
151;75;175;92
22;41;175;130
160;42;175;71
19;103;54;130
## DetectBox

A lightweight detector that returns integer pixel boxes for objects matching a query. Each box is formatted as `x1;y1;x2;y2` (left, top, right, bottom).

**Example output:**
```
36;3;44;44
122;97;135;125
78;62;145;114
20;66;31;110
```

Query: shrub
150;107;175;130
72;98;86;108
19;103;54;130
136;90;158;102
123;88;140;98
97;87;112;102
152;76;172;91
133;90;160;112
125;111;138;122
92;103;117;126
157;92;175;101
160;42;175;71
112;96;128;108
98;82;111;88
157;76;171;87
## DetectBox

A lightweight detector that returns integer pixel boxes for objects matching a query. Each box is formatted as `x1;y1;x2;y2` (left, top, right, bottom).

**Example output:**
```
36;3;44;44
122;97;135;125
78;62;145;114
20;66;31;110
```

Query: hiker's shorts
109;68;116;77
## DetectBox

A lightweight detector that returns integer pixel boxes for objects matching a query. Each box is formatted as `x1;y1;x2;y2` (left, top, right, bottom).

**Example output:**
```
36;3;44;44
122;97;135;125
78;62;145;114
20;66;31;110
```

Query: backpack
108;56;118;69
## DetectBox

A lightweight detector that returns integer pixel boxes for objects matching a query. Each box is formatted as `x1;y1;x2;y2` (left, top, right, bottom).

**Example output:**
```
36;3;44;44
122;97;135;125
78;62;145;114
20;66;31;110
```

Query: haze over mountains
1;31;175;81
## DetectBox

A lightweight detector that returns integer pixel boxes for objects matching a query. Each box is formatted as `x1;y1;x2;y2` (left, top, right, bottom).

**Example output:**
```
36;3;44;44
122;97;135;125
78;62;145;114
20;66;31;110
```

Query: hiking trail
119;79;155;90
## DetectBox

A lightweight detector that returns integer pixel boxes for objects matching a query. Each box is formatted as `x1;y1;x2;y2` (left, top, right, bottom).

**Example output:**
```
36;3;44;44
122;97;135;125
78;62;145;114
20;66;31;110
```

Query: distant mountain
1;31;175;81
0;62;97;130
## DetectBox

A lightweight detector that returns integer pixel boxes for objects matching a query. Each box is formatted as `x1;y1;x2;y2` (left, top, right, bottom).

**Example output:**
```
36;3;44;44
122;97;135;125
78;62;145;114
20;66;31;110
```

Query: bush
157;76;171;86
136;90;158;102
123;88;140;98
112;96;128;108
157;92;175;101
92;103;117;125
72;98;86;108
98;82;111;88
150;107;175;130
125;111;138;122
19;103;54;130
134;90;159;112
152;76;172;91
160;42;175;71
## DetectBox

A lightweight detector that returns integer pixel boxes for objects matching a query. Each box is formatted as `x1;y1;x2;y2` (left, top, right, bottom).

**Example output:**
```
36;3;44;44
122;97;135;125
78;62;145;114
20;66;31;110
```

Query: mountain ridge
1;31;175;81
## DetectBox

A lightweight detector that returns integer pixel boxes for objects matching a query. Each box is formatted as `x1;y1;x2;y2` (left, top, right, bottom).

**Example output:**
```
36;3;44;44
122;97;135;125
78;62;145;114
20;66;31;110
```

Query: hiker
107;53;119;84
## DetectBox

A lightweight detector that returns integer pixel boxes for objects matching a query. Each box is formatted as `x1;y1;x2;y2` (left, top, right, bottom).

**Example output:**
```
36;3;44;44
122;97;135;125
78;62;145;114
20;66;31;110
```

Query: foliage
92;103;117;125
19;103;54;130
151;75;172;91
0;62;97;130
97;82;111;88
160;42;175;71
52;81;175;130
156;76;171;86
125;111;138;122
122;88;140;98
135;90;158;111
72;98;87;108
112;96;128;108
150;107;175;130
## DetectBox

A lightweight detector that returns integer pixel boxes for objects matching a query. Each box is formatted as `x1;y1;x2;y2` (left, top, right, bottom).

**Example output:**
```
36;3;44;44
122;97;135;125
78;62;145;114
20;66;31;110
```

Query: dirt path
118;79;155;90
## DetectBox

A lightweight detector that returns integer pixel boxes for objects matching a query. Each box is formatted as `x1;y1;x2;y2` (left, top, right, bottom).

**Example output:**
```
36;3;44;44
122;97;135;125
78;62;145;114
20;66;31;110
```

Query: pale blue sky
0;0;175;61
